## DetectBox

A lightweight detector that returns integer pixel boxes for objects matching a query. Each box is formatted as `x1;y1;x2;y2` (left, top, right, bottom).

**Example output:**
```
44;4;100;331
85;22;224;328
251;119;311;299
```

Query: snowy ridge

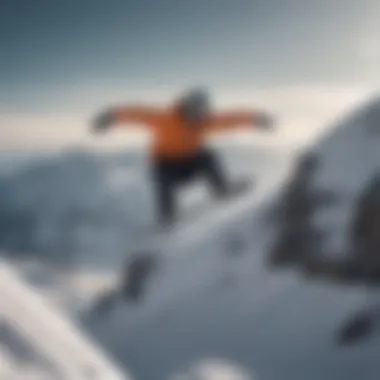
0;260;128;380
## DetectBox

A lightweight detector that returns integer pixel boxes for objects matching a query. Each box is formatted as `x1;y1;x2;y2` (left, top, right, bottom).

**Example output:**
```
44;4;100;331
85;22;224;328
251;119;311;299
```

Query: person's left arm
204;110;274;134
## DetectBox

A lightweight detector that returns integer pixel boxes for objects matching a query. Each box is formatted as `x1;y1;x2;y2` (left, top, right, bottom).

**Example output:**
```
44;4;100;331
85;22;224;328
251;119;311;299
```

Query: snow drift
0;260;127;379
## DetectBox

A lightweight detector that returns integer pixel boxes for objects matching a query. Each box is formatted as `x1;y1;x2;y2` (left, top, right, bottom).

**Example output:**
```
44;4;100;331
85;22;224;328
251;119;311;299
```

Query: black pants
152;149;228;224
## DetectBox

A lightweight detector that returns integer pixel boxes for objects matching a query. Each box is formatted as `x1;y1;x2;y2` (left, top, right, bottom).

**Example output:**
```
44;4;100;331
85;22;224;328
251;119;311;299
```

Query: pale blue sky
1;0;379;114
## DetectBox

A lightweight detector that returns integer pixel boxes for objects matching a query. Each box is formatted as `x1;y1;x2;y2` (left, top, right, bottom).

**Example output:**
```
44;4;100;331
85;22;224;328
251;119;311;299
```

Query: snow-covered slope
0;145;287;379
0;260;128;379
78;95;380;380
0;145;287;311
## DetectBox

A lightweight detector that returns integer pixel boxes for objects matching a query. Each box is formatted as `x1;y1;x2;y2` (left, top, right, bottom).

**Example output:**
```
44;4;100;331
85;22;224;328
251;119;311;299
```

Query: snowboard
137;177;255;237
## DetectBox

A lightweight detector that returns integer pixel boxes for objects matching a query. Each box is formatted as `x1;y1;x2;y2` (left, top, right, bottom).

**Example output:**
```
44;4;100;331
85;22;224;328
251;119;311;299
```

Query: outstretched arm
204;110;274;134
92;105;162;133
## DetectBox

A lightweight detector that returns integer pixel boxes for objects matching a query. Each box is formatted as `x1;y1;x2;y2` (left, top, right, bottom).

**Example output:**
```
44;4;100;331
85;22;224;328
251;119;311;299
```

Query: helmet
177;87;211;123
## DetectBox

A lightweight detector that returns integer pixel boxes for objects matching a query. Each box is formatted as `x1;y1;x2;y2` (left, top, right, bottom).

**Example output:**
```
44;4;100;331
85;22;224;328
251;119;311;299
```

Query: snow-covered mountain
2;93;380;380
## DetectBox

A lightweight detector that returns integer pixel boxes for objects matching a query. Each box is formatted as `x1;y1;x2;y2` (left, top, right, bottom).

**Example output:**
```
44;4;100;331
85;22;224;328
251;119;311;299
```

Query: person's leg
193;149;229;197
152;161;177;225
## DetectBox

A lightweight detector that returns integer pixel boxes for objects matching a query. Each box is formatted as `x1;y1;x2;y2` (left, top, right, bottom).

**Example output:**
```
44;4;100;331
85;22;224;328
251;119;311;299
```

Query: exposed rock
120;252;159;302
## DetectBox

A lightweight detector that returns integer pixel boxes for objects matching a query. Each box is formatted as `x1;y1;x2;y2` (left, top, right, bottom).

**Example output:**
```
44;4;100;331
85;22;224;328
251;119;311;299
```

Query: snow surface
0;260;127;379
2;94;380;379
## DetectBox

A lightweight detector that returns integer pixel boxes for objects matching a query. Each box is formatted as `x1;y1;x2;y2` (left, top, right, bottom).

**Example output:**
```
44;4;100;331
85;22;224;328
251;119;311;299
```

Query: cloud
0;112;150;152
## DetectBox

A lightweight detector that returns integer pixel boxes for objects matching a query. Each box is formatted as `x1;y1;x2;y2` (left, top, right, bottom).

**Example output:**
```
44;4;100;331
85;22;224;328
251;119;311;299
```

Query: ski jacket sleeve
204;110;267;134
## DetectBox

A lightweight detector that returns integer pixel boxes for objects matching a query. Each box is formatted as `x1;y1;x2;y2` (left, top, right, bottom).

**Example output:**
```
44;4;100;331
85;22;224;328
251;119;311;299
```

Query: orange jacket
111;105;264;160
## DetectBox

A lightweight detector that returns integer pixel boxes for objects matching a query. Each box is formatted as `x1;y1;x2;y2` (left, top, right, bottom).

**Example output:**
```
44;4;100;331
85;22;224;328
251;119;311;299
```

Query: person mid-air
92;88;275;227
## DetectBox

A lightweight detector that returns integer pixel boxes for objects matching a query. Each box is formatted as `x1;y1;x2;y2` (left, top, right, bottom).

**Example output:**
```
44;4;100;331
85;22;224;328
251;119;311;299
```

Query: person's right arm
91;105;162;133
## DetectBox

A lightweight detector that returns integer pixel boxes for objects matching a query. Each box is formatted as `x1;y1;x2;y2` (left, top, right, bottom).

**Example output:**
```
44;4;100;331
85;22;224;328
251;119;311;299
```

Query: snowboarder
91;88;274;227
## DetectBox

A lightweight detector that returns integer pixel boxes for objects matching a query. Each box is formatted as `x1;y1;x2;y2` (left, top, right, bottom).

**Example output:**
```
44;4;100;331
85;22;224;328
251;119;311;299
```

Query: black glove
256;112;275;131
92;108;114;133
